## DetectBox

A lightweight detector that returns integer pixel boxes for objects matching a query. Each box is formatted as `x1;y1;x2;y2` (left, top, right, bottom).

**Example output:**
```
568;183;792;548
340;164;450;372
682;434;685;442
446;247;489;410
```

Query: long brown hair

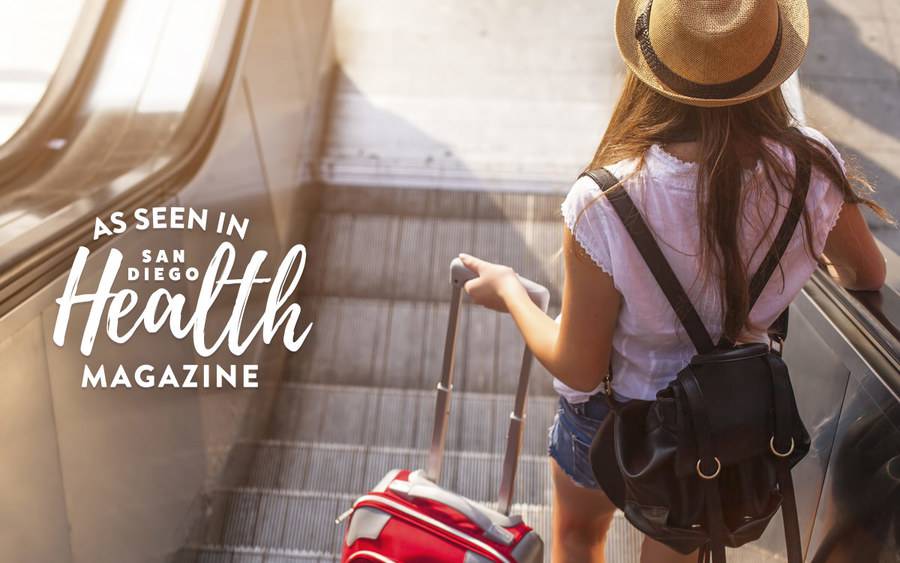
585;71;891;341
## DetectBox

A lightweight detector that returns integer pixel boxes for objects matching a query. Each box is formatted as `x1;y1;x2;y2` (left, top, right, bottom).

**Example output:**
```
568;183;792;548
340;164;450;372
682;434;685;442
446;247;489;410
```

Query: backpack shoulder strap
580;168;716;354
738;148;812;347
747;146;812;309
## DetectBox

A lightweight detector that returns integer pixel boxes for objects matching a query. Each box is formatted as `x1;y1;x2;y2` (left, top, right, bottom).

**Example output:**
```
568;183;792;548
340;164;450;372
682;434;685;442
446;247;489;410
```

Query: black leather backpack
582;155;813;563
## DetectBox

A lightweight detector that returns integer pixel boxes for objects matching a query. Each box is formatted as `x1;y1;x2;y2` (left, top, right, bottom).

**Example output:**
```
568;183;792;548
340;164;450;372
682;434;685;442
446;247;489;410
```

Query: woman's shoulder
773;125;847;172
560;158;643;278
562;158;641;223
563;159;634;211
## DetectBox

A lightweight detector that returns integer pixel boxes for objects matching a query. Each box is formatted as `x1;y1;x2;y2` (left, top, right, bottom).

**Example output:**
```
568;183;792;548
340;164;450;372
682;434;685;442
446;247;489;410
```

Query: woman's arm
822;203;886;291
459;225;621;392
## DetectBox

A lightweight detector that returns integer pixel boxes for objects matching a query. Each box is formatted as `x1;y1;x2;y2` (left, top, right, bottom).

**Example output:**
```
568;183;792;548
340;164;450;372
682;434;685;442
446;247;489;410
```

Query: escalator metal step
266;382;558;457
316;185;564;220
184;489;554;560
286;296;559;396
177;545;334;562
178;490;651;563
228;441;550;505
181;185;588;561
300;187;565;306
177;534;783;563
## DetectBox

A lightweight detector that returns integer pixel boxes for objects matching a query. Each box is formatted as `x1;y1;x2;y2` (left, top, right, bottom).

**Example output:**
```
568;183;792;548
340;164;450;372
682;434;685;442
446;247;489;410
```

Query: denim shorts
547;393;612;489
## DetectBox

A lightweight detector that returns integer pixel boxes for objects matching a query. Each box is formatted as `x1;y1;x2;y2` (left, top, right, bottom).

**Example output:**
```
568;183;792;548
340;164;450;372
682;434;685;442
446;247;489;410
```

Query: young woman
459;0;891;561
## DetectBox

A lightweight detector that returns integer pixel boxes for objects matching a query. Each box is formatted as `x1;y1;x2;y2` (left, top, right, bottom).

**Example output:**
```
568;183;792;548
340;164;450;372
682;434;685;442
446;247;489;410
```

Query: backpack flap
671;344;774;479
670;345;810;479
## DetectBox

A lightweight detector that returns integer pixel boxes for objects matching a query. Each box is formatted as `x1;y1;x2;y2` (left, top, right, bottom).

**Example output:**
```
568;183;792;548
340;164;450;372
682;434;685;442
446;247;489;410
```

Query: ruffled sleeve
798;126;846;256
561;174;615;279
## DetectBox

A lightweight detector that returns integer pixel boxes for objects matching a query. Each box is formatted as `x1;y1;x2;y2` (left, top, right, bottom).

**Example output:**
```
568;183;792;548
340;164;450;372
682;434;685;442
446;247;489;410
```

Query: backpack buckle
770;336;784;356
602;373;613;398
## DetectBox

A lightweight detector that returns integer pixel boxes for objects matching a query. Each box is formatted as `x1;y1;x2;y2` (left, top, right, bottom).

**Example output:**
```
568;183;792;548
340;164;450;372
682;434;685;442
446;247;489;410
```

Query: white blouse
557;126;846;402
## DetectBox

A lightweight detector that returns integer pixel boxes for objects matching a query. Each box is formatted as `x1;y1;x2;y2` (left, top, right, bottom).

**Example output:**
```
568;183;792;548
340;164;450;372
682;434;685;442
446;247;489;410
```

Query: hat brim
615;0;809;108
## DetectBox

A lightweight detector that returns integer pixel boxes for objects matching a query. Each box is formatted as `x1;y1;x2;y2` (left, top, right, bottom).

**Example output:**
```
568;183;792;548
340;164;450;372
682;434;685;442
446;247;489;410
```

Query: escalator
1;1;898;562
176;186;648;561
0;0;258;311
0;1;326;562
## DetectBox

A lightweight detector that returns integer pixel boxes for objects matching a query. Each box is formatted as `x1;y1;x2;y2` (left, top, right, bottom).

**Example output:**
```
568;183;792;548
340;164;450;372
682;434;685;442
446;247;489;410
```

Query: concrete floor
801;0;900;249
327;0;900;249
325;0;621;192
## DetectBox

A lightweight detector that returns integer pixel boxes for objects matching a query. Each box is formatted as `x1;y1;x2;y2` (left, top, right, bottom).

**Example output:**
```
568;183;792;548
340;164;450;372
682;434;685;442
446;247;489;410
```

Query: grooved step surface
300;186;566;307
286;296;559;396
179;183;576;561
180;505;654;563
227;441;552;505
264;383;558;457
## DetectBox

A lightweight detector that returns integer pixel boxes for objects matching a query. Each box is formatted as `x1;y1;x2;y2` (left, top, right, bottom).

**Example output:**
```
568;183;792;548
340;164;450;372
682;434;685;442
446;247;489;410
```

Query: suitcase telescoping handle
425;257;550;515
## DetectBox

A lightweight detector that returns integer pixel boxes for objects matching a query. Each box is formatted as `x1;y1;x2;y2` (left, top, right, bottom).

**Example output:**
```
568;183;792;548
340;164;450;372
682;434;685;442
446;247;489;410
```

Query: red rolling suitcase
338;258;550;563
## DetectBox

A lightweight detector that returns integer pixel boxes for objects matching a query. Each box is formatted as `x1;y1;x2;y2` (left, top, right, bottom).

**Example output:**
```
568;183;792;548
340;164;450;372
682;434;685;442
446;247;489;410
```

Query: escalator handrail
0;0;115;185
0;0;260;318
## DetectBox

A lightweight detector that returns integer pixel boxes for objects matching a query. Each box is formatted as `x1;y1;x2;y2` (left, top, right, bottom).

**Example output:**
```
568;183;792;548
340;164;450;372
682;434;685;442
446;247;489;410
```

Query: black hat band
634;0;783;100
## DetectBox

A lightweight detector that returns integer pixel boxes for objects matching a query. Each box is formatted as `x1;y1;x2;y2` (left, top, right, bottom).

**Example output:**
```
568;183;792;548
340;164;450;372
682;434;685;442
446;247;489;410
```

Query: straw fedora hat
616;0;809;107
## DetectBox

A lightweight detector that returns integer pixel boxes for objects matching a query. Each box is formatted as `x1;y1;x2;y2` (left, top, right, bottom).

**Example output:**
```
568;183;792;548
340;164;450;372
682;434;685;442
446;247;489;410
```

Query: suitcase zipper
335;506;354;525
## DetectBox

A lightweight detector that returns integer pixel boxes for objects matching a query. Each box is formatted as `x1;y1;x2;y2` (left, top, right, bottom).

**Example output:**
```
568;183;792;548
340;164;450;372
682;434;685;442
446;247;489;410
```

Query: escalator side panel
806;370;900;561
0;1;336;562
39;204;207;563
0;317;73;563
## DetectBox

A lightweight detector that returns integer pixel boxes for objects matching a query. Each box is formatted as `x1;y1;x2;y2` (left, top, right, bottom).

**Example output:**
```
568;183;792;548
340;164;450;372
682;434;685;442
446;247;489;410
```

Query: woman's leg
639;536;698;563
550;456;617;563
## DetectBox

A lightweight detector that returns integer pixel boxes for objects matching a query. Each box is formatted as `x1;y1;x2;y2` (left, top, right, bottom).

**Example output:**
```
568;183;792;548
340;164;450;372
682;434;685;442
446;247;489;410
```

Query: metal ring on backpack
696;457;721;480
770;436;795;458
